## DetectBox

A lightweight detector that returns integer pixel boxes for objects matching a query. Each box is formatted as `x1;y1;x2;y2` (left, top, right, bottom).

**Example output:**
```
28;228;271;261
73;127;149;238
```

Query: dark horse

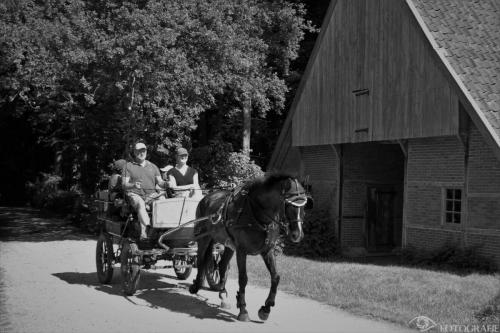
189;173;312;322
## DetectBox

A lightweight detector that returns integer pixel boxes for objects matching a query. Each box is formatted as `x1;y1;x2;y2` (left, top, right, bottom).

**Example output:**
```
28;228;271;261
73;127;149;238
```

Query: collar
132;160;148;167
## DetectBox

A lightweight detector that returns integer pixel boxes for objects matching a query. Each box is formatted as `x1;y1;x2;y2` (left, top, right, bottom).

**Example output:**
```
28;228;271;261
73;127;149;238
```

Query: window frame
441;187;463;226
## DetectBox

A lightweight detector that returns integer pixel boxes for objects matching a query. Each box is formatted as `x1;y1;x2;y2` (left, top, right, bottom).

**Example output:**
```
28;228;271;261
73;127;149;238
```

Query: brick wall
406;184;442;226
407;136;465;182
467;232;500;268
300;145;338;213
467;125;500;230
406;136;465;228
341;217;364;247
406;226;463;251
468;126;500;193
405;127;500;268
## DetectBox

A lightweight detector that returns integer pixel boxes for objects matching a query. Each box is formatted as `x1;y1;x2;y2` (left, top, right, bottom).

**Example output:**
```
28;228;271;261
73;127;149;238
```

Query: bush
191;140;264;188
401;243;497;274
281;209;338;259
26;172;82;216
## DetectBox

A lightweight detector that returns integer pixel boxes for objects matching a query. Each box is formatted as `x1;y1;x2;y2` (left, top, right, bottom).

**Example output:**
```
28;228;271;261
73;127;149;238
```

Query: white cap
134;142;146;150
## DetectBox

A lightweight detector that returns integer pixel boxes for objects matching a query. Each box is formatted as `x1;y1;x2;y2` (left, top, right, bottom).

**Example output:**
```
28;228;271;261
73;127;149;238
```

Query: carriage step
145;264;192;270
136;248;165;256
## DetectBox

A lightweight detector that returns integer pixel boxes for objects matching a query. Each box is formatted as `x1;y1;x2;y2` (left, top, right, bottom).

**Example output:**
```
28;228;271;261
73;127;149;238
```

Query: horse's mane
244;172;296;193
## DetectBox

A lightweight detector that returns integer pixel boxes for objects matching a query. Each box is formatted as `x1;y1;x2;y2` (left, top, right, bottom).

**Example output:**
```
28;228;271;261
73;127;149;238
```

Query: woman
167;147;201;198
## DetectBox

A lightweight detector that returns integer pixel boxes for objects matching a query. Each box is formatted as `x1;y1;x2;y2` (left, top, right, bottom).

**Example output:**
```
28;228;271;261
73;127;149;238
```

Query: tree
0;0;312;193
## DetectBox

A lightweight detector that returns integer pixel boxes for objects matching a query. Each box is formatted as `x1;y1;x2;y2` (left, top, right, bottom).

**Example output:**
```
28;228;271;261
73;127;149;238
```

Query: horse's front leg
189;237;210;294
236;250;250;321
258;250;280;321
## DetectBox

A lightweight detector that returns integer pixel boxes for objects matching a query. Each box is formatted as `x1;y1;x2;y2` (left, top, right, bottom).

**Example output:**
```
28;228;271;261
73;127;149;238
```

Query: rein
225;178;308;242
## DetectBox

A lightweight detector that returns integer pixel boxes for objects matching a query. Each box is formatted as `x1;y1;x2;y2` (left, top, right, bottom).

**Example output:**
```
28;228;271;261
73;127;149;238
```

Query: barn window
444;188;462;224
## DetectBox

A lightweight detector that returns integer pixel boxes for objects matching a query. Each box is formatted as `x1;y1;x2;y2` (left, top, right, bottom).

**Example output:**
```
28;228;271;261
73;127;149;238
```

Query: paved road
0;207;413;333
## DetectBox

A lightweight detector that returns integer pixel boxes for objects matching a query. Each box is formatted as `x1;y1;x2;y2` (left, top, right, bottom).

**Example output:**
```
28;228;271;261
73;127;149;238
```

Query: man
122;142;167;239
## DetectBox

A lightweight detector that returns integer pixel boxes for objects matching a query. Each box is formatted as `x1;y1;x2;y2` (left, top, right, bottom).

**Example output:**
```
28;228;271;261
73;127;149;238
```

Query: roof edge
267;0;339;170
405;0;500;160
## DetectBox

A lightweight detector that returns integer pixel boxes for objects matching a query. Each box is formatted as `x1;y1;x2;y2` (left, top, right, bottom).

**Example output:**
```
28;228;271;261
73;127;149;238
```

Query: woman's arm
192;172;200;188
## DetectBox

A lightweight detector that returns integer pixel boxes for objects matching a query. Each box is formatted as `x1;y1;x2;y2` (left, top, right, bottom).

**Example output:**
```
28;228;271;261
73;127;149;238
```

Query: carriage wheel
205;243;228;290
121;240;141;296
96;232;114;284
173;258;192;280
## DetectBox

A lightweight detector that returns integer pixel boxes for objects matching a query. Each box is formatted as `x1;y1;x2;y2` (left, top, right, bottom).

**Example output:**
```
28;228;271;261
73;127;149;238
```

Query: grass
228;255;500;327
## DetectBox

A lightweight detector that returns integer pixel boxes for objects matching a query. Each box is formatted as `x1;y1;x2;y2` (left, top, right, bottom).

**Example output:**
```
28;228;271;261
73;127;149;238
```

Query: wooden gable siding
270;124;302;175
292;0;459;146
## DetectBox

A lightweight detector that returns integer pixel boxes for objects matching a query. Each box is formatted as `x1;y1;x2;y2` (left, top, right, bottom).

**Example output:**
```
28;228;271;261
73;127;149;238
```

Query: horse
188;173;313;322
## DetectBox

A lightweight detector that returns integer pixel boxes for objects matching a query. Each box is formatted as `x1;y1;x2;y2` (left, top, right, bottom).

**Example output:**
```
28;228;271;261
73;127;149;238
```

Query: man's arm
122;176;141;190
155;175;168;189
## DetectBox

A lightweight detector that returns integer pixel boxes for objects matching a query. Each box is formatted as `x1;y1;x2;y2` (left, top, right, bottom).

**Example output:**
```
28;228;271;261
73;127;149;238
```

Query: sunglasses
178;154;188;158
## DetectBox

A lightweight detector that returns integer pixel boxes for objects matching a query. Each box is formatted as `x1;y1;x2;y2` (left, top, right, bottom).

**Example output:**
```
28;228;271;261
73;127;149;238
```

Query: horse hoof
188;284;198;294
258;307;270;321
237;312;250;322
220;301;231;310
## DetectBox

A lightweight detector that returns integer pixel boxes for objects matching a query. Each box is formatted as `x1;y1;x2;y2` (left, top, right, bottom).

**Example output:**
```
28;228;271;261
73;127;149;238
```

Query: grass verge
228;255;500;328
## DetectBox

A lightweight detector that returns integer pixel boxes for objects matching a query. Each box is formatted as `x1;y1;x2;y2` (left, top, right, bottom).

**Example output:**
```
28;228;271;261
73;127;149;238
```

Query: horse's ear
301;175;312;194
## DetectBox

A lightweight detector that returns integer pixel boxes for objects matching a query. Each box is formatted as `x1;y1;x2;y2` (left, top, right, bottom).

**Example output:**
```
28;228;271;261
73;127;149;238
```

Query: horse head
278;176;313;243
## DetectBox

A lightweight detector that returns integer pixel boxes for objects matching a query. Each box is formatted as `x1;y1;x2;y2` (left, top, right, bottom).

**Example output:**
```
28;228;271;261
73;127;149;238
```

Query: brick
407;136;465;183
468;126;500;193
407;227;464;251
406;184;443;226
468;197;500;229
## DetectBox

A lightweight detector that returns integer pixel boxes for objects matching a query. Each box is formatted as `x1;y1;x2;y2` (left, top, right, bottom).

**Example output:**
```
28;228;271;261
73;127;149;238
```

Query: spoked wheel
121;240;141;296
96;232;114;284
205;243;227;290
173;258;192;280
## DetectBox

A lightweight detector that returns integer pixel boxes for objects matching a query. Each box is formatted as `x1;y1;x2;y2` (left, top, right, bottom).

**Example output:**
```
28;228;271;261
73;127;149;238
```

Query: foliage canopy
0;0;312;192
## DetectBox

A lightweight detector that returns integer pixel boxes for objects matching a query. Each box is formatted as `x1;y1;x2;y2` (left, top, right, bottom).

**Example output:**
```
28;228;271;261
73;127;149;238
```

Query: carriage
93;189;224;296
93;174;312;322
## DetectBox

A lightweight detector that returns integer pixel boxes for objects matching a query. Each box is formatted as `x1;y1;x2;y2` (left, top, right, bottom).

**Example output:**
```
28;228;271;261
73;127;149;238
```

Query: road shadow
52;271;237;322
0;207;92;242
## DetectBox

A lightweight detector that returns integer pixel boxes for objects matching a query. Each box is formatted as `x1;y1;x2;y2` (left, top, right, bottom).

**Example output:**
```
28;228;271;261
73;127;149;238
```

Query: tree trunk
124;74;136;158
242;100;251;156
54;149;63;176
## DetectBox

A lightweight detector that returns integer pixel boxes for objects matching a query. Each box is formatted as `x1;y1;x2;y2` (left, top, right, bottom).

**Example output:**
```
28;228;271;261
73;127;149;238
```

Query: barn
268;0;500;265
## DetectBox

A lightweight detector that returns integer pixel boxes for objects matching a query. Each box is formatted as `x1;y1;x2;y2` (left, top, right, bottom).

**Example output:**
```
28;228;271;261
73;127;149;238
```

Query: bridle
279;178;309;234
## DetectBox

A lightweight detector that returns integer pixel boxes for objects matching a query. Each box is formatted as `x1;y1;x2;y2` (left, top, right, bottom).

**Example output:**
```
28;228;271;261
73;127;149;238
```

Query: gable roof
408;0;500;148
269;0;500;169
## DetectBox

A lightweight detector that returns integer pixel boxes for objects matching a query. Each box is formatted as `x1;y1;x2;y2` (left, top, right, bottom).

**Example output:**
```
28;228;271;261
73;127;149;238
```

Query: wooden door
366;185;396;252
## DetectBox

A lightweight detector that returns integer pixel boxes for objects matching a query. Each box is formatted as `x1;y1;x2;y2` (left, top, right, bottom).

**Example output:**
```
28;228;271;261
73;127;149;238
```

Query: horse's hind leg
217;247;234;309
236;250;250;321
258;250;280;321
189;236;211;294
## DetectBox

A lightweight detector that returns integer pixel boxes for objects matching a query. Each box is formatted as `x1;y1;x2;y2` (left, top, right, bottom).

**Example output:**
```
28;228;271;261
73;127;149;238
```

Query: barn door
366;185;396;252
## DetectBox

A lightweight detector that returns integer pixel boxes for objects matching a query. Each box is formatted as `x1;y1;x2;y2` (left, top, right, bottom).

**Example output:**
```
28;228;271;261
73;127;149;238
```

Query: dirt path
0;207;413;333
